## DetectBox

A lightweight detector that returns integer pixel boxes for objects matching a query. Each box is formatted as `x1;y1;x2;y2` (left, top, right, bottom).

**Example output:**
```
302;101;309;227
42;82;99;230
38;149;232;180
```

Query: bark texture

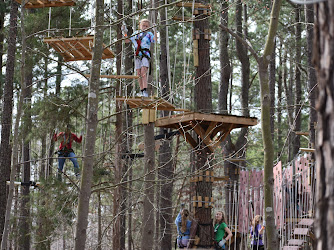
0;1;18;242
313;2;334;249
194;0;213;247
140;123;155;250
158;4;173;249
74;0;104;248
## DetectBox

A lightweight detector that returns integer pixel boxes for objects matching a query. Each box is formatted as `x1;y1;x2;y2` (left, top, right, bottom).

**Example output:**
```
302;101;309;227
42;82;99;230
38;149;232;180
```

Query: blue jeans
58;152;80;175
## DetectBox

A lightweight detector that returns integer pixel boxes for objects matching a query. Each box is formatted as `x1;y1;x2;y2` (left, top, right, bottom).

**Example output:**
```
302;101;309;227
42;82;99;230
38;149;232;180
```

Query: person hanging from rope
175;204;192;248
54;125;82;180
122;19;157;97
249;215;265;250
214;211;233;250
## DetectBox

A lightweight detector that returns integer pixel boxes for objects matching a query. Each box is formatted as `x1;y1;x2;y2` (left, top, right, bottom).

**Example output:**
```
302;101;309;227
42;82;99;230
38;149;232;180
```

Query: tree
221;0;282;248
193;0;213;247
0;0;18;244
313;1;334;249
158;3;173;249
113;0;123;248
74;0;104;248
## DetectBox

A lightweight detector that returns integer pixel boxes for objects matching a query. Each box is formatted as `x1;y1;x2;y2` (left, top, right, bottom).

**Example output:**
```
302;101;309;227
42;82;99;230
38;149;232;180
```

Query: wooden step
288;239;304;246
294;228;309;236
283;246;301;250
298;218;314;227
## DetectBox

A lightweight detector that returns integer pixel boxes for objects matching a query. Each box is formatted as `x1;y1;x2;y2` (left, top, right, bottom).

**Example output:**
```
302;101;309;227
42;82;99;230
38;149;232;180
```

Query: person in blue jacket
175;207;192;248
123;19;157;97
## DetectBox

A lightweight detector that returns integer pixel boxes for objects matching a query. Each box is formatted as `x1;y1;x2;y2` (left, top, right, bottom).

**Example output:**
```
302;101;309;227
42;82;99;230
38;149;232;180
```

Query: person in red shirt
54;125;82;180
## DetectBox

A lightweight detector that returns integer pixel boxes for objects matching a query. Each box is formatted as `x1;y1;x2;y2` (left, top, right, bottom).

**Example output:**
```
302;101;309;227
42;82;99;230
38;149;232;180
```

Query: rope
69;7;72;36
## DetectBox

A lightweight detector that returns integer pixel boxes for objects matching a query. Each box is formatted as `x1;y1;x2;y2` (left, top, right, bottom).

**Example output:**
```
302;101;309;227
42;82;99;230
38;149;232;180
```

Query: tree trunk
74;0;104;248
218;0;230;114
277;41;283;157
113;0;124;248
0;0;5;98
193;0;213;247
0;0;18;242
269;45;276;142
18;67;32;250
158;4;173;249
124;0;133;248
313;2;334;249
140;123;155;250
306;4;317;150
258;1;282;249
1;0;26;247
293;5;302;156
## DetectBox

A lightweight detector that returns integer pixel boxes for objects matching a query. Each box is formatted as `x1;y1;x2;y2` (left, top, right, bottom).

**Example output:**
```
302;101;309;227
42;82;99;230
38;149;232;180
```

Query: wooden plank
191;122;214;152
44;36;115;61
288;239;304;246
294;228;309;236
300;148;315;153
15;0;76;8
116;97;176;111
178;129;198;149
194;113;258;126
212;124;234;150
213;176;229;182
298;218;314;227
155;112;257;128
44;36;94;43
295;131;310;136
283;247;301;250
85;74;139;79
205;121;218;138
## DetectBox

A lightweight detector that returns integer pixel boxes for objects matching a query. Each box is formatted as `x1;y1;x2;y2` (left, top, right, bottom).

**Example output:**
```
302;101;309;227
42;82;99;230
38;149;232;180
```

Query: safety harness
135;32;151;60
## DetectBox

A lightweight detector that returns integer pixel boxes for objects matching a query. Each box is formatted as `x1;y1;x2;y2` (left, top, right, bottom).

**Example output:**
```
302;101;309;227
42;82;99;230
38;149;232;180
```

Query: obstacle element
6;181;40;187
15;0;76;8
84;74;139;79
116;96;181;111
43;36;115;62
172;16;192;22
155;112;257;152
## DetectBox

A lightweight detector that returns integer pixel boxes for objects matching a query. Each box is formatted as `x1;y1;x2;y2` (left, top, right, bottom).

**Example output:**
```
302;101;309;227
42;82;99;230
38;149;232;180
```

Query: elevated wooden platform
116;96;182;111
155;112;257;152
43;36;115;62
15;0;76;8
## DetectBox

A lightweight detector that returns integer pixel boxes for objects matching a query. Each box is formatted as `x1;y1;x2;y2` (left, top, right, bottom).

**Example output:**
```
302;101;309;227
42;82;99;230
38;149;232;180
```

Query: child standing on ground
250;215;265;250
214;211;233;250
123;19;157;97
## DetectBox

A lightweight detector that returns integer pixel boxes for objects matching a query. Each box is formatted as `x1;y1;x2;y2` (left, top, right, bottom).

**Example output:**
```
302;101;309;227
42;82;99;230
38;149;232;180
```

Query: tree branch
220;24;259;63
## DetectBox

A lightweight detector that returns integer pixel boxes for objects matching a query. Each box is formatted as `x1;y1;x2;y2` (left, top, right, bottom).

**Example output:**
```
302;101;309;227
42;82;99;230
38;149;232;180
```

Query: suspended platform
15;0;76;8
155;112;257;152
43;36;115;62
116;96;185;111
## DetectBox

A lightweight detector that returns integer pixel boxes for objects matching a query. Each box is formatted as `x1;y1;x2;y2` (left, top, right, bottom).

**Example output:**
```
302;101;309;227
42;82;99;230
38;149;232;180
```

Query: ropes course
2;1;318;249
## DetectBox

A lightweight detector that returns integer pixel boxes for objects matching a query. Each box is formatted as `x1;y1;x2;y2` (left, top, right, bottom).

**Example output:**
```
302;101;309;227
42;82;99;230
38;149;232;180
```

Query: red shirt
54;132;82;150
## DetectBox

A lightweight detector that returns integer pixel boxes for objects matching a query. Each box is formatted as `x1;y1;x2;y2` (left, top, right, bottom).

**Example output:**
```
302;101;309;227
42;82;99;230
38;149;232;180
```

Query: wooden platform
15;0;76;8
283;247;301;250
116;96;180;111
298;218;314;227
43;36;115;62
288;239;304;246
155;112;257;152
294;228;309;236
